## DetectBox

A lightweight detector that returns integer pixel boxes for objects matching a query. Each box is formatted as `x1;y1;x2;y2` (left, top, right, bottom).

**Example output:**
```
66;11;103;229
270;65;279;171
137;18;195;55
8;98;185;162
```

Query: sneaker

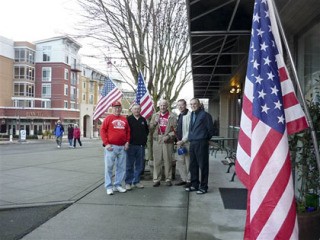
165;181;172;186
57;145;60;148
185;182;192;188
125;184;132;191
196;188;207;194
106;188;114;195
113;186;127;193
153;181;160;187
133;183;144;189
185;186;198;192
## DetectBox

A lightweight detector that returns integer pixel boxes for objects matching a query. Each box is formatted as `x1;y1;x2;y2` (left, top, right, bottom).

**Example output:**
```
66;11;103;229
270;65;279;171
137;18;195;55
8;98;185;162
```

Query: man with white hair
149;99;177;187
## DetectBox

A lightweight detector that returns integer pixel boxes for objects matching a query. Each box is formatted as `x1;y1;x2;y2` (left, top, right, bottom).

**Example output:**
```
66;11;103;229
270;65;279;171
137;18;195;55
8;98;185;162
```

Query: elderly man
100;100;130;195
175;99;191;187
186;98;214;194
125;104;149;190
149;99;177;187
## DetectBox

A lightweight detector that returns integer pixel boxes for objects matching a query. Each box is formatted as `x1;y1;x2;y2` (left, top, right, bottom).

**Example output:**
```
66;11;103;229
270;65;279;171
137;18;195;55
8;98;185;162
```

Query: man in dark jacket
186;98;214;194
125;104;149;190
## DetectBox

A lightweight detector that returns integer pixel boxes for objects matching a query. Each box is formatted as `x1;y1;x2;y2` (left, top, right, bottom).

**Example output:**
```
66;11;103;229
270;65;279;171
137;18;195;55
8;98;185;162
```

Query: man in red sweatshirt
100;101;130;195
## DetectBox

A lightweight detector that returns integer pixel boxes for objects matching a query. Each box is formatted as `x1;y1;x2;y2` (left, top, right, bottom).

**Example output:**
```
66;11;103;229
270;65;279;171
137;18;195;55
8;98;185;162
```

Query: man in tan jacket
149;99;177;187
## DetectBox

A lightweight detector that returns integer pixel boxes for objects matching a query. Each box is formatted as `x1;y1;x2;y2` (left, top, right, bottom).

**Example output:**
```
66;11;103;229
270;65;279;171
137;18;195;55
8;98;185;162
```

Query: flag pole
270;0;320;173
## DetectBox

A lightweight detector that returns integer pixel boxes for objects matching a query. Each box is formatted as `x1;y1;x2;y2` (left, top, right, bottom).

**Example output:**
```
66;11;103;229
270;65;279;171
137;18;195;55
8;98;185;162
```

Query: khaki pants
175;148;190;182
152;136;174;182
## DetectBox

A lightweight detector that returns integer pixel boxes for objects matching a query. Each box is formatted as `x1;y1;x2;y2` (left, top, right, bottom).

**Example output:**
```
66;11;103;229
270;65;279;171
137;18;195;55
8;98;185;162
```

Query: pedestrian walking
100;101;130;195
54;120;64;148
67;124;74;148
186;98;214;194
125;104;149;190
149;99;177;187
73;124;82;148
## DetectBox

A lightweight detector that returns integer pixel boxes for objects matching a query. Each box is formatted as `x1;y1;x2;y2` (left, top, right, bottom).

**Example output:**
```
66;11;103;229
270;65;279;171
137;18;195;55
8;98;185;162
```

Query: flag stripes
93;77;123;120
235;0;308;239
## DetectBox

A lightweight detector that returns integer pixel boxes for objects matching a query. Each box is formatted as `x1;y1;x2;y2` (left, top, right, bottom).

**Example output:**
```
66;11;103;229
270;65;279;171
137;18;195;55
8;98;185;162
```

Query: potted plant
290;99;320;240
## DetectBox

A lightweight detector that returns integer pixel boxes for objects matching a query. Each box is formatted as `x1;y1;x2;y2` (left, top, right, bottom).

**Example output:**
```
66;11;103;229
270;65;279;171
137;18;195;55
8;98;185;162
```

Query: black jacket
188;109;214;141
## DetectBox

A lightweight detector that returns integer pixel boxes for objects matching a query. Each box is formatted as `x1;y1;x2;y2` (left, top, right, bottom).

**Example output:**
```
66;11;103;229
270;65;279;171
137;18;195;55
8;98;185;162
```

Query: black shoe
165;181;172;186
185;182;191;188
185;186;198;192
196;188;207;194
153;181;160;187
174;181;186;186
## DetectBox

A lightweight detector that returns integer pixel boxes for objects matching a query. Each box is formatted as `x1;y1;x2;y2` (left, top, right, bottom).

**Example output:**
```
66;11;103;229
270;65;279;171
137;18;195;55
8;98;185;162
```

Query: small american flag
136;72;153;119
236;0;308;239
93;77;123;120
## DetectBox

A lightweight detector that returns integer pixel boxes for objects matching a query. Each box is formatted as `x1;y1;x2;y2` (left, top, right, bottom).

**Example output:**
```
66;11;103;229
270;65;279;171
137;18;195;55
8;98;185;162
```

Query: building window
65;55;69;64
71;72;77;85
14;48;34;63
90;82;94;92
27;67;35;81
14;66;34;81
64;69;69;80
64;84;68;96
14;66;25;79
42;67;51;81
14;83;24;96
89;94;94;104
70;86;76;100
42;46;51;61
82;94;86;101
83;81;86;88
41;101;51;108
64;101;68;109
42;83;51;98
70;102;76;109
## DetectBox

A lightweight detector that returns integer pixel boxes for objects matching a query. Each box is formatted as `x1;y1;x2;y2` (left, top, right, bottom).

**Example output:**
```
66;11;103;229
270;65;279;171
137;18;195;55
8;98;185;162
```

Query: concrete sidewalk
0;139;246;240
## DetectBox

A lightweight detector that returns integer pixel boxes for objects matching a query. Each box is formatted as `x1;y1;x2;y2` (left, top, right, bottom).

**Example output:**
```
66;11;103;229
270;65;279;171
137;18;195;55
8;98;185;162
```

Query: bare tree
76;0;191;107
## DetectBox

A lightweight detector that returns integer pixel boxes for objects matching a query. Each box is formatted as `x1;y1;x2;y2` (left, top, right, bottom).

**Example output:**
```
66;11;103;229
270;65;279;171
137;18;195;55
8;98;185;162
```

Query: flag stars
278;115;285;124
253;60;260;69
261;104;270;113
274;100;282;110
255;75;263;84
260;42;268;51
258;89;267;99
263;56;271;65
257;28;264;37
253;13;260;22
271;85;279;95
267;71;275;80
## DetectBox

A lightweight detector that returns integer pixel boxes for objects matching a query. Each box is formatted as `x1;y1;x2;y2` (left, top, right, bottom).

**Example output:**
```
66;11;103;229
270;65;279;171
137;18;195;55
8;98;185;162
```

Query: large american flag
136;72;153;119
93;77;123;120
236;0;308;239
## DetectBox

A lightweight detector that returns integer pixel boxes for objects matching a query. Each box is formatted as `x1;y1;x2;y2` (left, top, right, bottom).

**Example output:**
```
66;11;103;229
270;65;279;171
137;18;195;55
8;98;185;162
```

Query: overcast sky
0;0;77;41
0;0;193;100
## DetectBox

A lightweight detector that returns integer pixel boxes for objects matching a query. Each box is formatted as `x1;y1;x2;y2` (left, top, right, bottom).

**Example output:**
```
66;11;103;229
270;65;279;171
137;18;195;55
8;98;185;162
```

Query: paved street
0;138;246;240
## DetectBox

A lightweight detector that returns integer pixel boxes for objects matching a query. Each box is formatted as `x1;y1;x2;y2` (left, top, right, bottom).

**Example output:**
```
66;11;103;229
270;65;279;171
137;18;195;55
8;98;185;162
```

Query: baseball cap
112;101;122;107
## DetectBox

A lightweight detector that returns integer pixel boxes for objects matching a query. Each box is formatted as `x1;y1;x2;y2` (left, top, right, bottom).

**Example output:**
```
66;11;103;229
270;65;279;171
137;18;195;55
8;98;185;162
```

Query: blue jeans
104;145;127;190
68;138;73;146
126;145;145;185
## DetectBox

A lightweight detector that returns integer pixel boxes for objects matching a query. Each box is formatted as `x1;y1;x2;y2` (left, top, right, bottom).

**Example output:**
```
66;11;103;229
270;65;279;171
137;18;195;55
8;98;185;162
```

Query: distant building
0;35;135;139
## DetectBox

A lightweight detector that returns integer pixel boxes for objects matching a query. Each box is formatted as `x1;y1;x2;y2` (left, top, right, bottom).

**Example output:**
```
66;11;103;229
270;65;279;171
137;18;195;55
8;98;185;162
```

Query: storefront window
298;22;320;102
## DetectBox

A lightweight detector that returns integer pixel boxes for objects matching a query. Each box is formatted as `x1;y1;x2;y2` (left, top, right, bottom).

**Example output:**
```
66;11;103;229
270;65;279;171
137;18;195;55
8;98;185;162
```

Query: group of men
100;98;214;196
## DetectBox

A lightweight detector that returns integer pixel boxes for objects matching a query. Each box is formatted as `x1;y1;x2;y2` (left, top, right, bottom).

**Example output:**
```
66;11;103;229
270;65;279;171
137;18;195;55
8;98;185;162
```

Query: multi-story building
0;34;136;140
0;36;82;137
